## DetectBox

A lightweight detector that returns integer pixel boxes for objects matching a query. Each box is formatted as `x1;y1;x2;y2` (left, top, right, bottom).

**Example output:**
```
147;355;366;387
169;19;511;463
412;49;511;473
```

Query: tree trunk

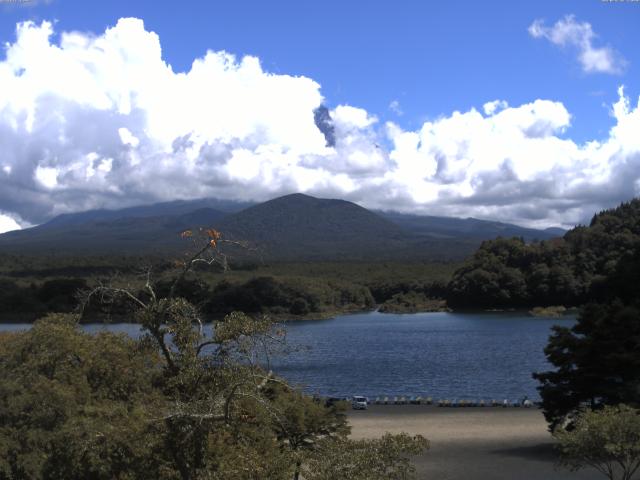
293;460;301;480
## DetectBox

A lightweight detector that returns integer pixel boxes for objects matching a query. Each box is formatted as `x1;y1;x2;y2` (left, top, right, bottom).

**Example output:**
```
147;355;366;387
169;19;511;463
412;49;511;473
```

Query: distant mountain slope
0;208;228;254
0;193;565;260
41;198;251;230
378;211;565;242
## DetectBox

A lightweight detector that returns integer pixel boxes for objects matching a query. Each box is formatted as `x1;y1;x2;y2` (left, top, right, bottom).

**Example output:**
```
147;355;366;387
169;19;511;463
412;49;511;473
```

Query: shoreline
0;304;577;325
347;405;600;480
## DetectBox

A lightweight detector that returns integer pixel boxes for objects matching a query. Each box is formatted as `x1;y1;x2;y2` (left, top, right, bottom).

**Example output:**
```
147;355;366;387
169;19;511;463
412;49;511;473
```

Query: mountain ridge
0;193;565;260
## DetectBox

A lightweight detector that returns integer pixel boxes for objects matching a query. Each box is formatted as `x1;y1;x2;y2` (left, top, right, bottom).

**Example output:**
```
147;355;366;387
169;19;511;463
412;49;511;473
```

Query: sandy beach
348;405;602;480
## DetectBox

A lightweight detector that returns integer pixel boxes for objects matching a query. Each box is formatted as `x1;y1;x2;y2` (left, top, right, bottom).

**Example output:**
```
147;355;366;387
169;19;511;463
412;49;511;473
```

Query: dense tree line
149;275;375;319
447;199;640;309
0;274;447;321
0;275;376;322
0;278;87;320
203;276;374;317
367;279;448;304
0;252;457;322
367;279;449;313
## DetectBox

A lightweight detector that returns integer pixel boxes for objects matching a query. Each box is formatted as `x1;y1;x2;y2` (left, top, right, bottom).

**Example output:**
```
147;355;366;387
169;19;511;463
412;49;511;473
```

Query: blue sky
0;0;639;232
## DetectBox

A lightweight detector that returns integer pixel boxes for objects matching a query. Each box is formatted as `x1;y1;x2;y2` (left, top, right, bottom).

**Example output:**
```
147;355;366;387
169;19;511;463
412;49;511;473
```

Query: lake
0;311;573;401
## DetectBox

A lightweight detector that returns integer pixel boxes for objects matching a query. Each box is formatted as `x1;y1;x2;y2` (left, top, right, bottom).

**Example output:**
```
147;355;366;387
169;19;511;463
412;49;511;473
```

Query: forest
447;199;640;309
0;258;456;322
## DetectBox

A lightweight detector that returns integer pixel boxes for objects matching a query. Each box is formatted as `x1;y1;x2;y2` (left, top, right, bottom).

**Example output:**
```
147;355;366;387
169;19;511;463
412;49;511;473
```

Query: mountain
215;193;411;261
0;194;565;260
378;211;564;242
0;208;229;255
39;198;251;230
544;227;567;237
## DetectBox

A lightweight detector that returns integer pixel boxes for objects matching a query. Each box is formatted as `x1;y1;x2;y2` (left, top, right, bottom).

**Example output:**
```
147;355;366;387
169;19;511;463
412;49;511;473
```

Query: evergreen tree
534;248;640;429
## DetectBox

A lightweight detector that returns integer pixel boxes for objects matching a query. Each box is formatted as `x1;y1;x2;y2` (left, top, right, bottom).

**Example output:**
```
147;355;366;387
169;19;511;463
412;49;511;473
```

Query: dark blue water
271;311;573;401
0;311;572;401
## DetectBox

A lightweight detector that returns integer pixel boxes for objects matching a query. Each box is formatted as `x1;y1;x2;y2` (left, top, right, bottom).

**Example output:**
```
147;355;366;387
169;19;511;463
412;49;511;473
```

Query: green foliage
447;237;580;308
0;309;299;479
378;291;447;313
264;384;350;480
554;405;640;480
534;244;640;430
0;259;458;322
0;279;88;320
302;433;429;480
37;279;88;311
534;302;640;430
448;199;640;309
368;279;447;304
203;275;375;319
0;313;162;480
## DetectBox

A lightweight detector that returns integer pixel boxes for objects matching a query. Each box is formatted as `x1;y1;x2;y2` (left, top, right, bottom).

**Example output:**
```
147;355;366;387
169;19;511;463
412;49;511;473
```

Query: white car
352;396;368;410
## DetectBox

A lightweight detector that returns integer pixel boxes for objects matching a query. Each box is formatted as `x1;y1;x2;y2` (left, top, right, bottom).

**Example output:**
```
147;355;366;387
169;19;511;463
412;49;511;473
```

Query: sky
0;0;639;233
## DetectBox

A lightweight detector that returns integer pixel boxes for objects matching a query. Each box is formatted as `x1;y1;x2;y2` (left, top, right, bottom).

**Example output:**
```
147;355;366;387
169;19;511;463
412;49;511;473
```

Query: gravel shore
347;405;602;480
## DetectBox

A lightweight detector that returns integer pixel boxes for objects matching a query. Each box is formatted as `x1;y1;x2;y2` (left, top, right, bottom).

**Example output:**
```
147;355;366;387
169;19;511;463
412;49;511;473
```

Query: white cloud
380;90;640;227
332;105;377;130
483;100;508;116
0;18;639;231
389;100;403;116
0;0;52;10
34;166;58;189
529;15;626;75
118;127;139;147
0;213;22;234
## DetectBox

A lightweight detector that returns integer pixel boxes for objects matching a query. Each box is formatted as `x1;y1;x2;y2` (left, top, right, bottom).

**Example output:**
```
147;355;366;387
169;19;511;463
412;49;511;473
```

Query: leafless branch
145;267;157;304
78;284;147;319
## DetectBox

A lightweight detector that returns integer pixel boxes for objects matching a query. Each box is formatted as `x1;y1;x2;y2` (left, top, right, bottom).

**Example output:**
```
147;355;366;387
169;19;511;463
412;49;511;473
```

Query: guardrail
319;395;537;408
369;396;536;407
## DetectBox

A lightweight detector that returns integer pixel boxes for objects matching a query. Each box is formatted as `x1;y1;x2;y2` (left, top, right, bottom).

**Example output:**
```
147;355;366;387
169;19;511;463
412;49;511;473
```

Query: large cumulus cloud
0;18;639;233
383;90;640;228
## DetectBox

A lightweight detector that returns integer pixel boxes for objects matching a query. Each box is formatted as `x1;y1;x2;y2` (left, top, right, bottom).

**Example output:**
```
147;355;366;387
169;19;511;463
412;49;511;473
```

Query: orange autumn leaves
206;228;222;247
180;227;222;247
